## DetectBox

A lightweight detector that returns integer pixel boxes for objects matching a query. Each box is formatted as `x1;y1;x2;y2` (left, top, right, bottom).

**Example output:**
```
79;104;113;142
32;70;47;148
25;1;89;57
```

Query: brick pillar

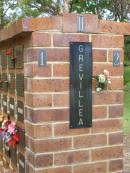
24;14;124;173
0;13;127;173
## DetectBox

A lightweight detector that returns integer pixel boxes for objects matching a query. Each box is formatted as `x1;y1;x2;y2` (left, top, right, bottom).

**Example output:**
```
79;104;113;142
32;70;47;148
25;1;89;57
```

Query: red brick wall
24;14;124;173
0;13;124;173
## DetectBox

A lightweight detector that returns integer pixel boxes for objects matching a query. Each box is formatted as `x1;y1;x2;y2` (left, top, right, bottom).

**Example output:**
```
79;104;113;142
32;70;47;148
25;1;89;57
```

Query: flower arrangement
94;70;111;92
0;120;20;148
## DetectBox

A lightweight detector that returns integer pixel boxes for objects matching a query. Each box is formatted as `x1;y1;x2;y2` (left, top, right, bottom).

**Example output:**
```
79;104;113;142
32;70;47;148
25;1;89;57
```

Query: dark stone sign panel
17;101;24;122
70;42;92;128
16;74;24;97
14;46;24;69
18;152;25;173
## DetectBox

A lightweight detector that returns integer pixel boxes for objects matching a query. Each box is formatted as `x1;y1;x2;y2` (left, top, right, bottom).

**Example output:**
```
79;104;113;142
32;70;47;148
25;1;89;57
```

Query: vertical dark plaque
17;101;24;122
1;50;7;69
18;128;25;148
16;74;24;97
70;42;92;128
2;73;8;92
3;95;7;114
9;97;15;117
10;147;17;167
14;46;24;69
9;73;15;94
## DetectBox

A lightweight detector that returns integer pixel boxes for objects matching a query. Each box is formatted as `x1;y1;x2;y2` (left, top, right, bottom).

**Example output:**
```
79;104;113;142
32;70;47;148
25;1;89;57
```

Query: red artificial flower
12;133;20;142
8;138;17;148
6;49;13;56
0;128;3;133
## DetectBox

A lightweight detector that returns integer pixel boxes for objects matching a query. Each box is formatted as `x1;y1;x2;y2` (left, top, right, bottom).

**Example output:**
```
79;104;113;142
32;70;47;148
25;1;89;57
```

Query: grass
124;66;130;134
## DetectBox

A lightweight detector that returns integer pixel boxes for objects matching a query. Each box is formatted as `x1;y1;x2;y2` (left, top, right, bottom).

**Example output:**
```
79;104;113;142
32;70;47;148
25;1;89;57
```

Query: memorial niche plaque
3;95;7;114
9;73;15;94
4;142;10;158
2;73;8;92
16;74;24;97
1;50;7;69
70;42;92;128
9;97;15;117
17;101;24;122
18;128;25;148
14;46;24;69
10;146;17;167
18;153;25;173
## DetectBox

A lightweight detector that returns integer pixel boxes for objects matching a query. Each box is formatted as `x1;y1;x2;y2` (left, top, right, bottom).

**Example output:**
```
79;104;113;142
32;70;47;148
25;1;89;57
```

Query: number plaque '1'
70;42;92;128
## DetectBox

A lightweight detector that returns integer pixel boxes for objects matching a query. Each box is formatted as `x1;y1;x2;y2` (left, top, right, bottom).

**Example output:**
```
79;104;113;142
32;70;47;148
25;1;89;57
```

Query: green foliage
70;0;112;19
124;81;130;134
125;36;130;61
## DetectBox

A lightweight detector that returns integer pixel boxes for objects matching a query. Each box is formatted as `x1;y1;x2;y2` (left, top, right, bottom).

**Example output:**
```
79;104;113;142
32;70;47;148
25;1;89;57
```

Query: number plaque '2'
70;42;92;128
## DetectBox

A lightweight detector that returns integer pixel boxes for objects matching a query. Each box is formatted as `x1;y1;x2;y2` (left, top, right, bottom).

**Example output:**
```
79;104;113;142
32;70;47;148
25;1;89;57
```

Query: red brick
109;78;124;90
74;134;107;149
35;166;72;173
25;94;52;107
93;63;124;76
53;94;69;107
92;119;123;133
93;49;107;62
92;35;124;48
29;16;62;31
31;32;51;46
54;123;90;137
74;162;107;173
92;146;123;161
25;121;52;138
26;150;53;168
109;159;123;172
24;63;52;77
93;92;123;105
53;64;69;77
109;132;123;145
53;34;89;47
99;19;130;35
93;106;107;119
26;79;69;92
54;150;89;165
25;108;69;123
27;137;72;152
24;48;69;62
108;49;124;62
63;13;98;33
109;105;123;118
